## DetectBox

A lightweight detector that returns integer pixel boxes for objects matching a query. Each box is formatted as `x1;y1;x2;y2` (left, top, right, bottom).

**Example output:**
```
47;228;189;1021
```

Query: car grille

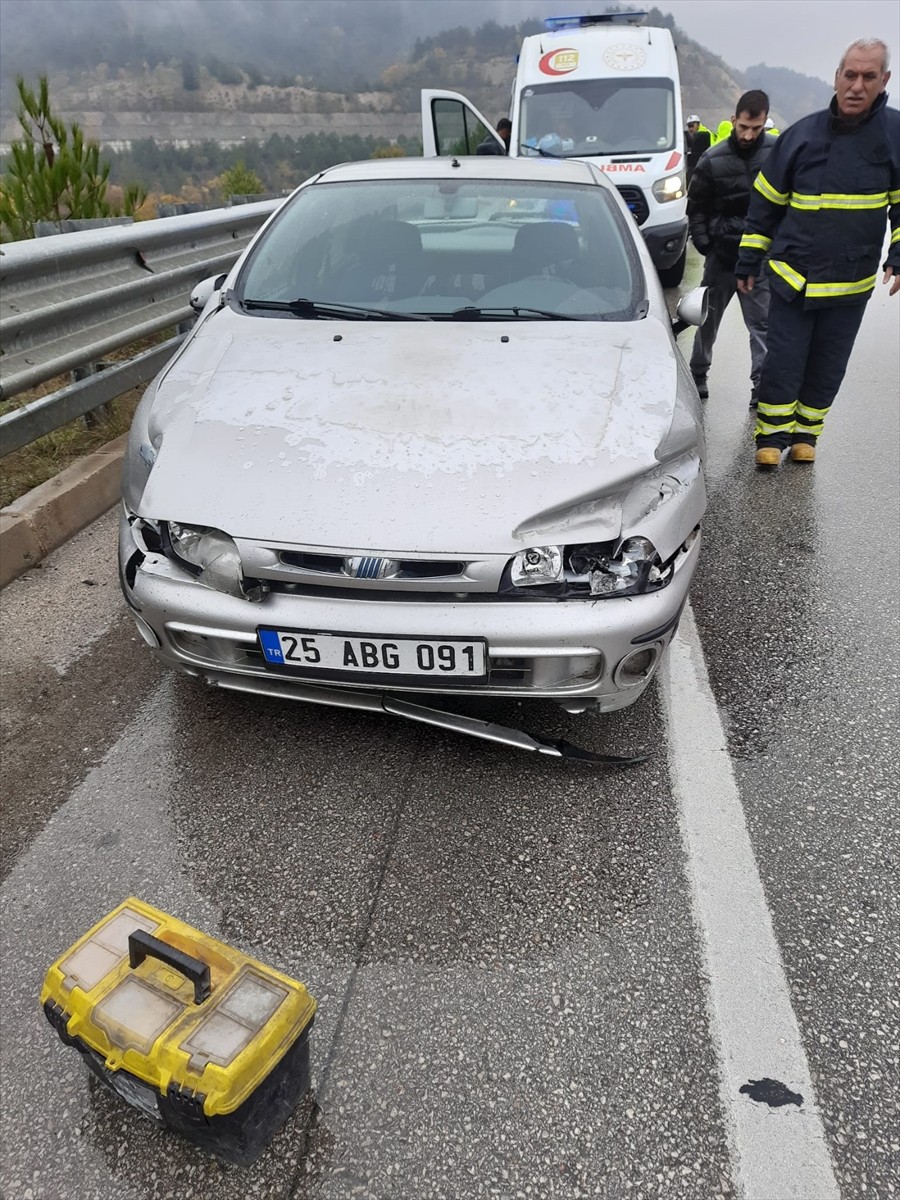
279;551;466;580
166;627;602;692
616;186;650;226
237;541;503;594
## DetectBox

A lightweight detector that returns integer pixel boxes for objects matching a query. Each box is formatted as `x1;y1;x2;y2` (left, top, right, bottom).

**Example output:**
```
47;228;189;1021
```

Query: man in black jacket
687;89;774;404
736;39;899;466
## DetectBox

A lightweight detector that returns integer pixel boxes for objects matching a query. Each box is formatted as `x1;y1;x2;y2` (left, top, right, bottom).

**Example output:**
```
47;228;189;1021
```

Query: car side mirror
671;286;708;336
190;273;227;313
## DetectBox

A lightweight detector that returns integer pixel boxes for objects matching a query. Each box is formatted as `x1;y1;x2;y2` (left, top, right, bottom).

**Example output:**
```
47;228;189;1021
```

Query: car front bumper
120;517;701;714
641;217;689;270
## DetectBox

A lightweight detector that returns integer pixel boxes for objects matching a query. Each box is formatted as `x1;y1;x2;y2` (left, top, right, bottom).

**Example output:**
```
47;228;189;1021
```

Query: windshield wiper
241;298;430;321
449;305;582;321
518;142;562;158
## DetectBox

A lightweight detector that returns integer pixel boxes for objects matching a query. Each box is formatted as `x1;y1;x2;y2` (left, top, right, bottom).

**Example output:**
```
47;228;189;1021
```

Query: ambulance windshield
520;77;675;157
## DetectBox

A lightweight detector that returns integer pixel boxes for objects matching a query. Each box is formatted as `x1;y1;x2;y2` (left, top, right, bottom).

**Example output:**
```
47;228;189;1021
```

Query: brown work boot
755;447;782;466
790;443;816;463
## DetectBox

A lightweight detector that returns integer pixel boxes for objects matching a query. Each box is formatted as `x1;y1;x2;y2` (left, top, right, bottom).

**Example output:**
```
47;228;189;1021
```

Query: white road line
660;602;841;1200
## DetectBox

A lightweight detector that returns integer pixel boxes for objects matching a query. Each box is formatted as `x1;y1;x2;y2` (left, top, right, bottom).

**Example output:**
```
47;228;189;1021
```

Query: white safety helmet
764;118;774;129
686;114;700;125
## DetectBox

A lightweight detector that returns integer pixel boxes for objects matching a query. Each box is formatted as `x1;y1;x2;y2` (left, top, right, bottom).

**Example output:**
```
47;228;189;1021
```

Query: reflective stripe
739;233;772;251
789;191;888;211
769;259;807;292
757;402;797;417
890;189;900;204
755;418;795;436
891;227;900;245
795;403;828;435
806;275;877;298
754;172;789;205
796;403;829;421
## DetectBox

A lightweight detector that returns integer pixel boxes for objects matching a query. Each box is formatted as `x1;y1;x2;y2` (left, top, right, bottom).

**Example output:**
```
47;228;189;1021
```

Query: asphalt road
1;255;897;1200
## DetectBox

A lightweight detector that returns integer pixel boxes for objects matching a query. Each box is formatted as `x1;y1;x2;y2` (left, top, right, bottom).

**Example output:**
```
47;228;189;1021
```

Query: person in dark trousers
736;38;900;466
688;90;775;404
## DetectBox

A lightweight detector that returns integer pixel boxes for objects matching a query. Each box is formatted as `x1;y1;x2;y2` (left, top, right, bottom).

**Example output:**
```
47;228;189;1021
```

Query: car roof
315;155;614;191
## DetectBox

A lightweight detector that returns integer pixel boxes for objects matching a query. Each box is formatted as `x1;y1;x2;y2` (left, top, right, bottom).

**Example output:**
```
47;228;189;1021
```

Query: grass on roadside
0;387;143;509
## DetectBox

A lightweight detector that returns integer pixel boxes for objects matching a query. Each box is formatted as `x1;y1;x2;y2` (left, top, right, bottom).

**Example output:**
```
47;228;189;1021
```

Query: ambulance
421;11;689;285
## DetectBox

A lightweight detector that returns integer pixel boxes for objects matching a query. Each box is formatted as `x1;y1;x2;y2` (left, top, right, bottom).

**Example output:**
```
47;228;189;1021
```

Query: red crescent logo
539;48;579;76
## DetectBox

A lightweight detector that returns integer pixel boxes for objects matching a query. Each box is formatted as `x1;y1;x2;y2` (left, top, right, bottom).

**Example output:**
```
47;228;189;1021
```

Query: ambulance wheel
657;251;686;288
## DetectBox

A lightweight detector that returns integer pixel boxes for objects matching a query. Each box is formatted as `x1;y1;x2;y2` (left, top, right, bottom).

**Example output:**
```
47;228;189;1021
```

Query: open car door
420;89;506;157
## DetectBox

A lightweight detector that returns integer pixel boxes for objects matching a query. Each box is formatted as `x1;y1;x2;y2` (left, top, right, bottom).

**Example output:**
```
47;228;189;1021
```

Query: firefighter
736;38;900;466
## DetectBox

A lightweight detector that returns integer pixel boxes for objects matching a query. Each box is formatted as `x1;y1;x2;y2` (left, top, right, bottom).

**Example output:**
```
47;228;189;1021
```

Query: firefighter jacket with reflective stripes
735;92;900;307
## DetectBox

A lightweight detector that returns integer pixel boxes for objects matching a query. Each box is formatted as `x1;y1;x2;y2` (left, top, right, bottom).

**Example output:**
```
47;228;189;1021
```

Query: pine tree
217;160;265;199
0;76;147;242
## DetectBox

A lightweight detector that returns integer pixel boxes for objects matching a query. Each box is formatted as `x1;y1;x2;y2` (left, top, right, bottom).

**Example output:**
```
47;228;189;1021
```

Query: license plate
258;629;487;678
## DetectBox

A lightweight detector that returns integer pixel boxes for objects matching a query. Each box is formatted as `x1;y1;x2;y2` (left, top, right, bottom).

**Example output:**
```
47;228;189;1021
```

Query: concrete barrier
0;435;127;588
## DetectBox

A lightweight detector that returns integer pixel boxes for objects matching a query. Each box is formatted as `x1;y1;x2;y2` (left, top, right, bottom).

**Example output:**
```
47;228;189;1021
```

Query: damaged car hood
139;309;698;554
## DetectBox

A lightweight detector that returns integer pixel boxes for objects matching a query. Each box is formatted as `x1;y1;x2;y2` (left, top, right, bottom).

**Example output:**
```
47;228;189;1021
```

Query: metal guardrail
0;199;281;458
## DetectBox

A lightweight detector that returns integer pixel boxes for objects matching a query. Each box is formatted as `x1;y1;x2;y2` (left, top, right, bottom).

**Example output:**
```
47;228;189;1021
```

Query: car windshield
520;78;676;157
236;176;642;320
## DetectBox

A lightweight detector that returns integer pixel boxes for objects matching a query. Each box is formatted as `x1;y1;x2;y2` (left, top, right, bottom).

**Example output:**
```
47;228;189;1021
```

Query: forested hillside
1;1;834;210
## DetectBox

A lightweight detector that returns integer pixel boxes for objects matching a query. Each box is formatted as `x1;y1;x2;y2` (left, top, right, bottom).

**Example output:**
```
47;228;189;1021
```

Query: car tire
657;250;686;288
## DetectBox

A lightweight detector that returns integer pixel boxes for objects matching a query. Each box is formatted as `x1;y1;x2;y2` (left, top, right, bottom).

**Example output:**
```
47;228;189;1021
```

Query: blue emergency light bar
544;12;648;30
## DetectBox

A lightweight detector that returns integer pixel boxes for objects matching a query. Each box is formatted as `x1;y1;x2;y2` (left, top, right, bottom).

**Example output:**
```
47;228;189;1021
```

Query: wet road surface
1;254;897;1199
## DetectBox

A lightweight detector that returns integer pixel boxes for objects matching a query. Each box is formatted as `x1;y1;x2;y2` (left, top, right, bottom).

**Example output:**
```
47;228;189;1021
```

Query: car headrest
512;221;580;269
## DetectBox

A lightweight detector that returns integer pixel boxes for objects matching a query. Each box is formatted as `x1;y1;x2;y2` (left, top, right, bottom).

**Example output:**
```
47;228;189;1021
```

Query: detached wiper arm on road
241;298;430;321
449;305;582;321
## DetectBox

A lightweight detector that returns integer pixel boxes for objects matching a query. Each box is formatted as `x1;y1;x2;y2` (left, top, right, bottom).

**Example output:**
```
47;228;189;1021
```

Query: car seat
511;221;581;280
342;219;424;302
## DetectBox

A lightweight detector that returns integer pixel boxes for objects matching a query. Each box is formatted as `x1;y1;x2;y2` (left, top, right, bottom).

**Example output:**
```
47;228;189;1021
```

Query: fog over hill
1;0;844;92
0;0;847;150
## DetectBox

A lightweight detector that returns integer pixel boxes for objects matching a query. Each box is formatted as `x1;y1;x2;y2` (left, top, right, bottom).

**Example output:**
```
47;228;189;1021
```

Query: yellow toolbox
40;897;316;1165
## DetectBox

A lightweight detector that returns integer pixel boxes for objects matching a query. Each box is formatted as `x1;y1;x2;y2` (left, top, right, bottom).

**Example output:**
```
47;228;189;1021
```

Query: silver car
119;156;707;753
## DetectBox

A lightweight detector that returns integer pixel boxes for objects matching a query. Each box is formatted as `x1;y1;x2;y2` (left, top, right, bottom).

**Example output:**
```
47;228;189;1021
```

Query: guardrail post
72;363;108;427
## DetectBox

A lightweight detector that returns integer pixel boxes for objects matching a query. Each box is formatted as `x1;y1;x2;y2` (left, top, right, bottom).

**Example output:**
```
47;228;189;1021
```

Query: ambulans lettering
599;164;647;173
539;48;580;76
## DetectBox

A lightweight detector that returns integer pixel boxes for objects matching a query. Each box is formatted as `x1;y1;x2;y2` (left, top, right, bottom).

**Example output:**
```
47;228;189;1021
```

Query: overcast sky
656;0;899;80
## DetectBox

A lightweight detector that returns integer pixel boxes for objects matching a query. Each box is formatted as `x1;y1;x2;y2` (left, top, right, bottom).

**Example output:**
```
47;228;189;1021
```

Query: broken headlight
568;537;666;596
507;537;671;598
510;545;563;587
164;522;268;601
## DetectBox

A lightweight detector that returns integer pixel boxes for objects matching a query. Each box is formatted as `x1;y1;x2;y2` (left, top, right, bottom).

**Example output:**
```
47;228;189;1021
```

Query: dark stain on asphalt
739;1078;804;1108
0;614;163;881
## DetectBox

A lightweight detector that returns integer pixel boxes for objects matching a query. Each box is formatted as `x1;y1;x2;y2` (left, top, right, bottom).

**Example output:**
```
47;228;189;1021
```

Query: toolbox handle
128;930;211;1005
